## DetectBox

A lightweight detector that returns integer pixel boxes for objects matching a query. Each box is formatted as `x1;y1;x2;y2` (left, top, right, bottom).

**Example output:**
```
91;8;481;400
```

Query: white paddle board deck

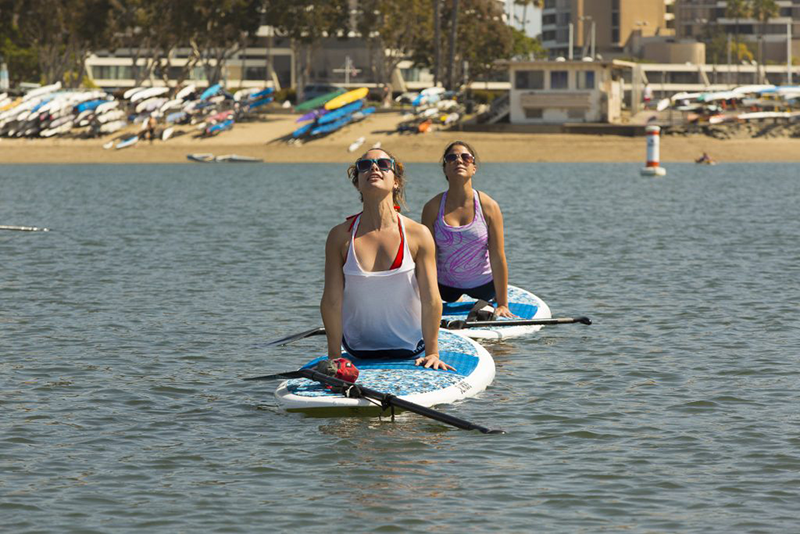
442;285;551;340
275;330;494;412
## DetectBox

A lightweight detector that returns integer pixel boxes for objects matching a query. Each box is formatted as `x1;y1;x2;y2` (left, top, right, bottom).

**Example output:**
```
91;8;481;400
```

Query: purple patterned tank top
433;190;493;289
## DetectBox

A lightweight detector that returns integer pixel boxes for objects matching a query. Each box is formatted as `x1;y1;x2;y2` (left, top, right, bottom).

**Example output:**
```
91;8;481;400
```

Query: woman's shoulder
476;190;501;216
327;219;352;243
422;192;445;211
401;215;434;245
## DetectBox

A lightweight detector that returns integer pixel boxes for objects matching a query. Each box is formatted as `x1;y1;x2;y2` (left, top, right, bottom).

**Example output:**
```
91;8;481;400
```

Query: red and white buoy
641;125;667;176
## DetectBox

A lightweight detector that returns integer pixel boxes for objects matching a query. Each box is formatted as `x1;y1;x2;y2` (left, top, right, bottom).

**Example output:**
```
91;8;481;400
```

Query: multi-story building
541;0;675;59
674;0;799;64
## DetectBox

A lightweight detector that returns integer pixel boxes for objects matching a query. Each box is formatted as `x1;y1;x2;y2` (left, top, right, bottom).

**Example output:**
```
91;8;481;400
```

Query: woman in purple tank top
421;141;514;318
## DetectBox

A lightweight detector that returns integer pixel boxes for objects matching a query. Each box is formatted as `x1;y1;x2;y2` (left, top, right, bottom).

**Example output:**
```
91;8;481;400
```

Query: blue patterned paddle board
275;329;494;411
441;285;551;340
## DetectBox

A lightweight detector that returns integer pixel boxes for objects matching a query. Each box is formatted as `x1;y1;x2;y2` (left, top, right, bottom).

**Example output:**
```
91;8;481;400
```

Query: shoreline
2;111;800;164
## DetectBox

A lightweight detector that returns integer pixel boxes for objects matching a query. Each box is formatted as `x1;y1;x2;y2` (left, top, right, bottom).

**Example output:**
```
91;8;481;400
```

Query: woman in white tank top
320;148;453;371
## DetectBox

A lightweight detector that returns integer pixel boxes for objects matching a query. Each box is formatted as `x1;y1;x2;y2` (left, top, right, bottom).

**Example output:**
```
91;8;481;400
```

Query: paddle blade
244;370;305;381
264;327;326;347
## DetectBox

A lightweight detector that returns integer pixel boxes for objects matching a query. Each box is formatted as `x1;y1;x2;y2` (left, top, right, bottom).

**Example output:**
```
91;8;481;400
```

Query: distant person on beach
421;141;514;318
143;115;157;143
643;84;653;108
320;147;452;370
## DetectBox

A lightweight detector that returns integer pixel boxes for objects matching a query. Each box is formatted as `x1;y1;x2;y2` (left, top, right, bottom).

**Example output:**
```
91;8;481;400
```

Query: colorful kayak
275;329;494;412
441;285;551;340
295;88;346;112
324;87;369;111
316;99;363;125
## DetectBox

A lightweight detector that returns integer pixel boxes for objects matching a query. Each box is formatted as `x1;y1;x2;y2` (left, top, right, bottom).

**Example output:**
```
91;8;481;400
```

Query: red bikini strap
389;217;404;270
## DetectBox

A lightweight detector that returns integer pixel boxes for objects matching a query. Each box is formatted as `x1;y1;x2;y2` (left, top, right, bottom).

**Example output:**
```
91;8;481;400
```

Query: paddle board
176;84;196;101
348;136;365;152
199;84;222;101
295;88;346;112
187;153;215;163
324;88;369;111
275;329;494;412
441;285;552;340
115;135;139;149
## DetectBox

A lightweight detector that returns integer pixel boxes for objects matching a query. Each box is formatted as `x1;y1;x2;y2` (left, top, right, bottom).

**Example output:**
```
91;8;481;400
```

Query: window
524;108;543;119
542;30;556;41
550;70;568;90
612;28;620;42
577;70;595;89
515;70;544;90
567;109;585;120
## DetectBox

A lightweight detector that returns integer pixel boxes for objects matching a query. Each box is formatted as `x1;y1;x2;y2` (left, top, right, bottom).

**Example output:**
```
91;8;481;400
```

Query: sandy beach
2;110;799;164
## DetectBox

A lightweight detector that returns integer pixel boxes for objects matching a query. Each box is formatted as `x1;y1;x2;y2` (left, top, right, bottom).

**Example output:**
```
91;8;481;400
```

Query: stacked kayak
292;87;375;142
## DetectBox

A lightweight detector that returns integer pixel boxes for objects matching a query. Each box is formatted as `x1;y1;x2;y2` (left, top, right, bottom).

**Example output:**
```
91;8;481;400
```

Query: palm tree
726;0;751;85
751;0;779;83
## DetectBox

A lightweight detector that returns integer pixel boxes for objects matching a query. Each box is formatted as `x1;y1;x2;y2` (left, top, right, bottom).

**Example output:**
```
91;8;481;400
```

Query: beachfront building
541;0;676;60
674;0;800;66
505;59;632;124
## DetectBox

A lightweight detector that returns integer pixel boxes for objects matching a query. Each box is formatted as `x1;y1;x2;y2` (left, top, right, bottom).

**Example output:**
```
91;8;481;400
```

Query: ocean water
2;162;799;533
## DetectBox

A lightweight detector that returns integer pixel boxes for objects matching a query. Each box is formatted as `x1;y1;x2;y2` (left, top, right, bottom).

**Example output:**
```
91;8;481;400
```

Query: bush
274;87;296;104
469;89;506;105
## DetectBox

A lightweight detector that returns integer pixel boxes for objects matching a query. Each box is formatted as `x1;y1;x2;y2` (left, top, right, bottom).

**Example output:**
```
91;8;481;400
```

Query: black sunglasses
356;158;395;173
444;152;475;164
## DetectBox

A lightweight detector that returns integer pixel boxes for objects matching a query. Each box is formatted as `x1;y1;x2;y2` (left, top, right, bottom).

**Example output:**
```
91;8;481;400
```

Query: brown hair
347;147;407;209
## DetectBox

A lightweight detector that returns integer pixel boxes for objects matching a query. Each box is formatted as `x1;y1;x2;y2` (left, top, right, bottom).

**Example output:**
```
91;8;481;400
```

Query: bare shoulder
402;215;435;251
423;192;445;211
326;220;351;253
477;191;503;219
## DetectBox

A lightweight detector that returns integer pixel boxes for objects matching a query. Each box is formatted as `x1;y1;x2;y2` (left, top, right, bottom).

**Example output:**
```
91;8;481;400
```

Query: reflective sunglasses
444;152;475;164
355;158;395;173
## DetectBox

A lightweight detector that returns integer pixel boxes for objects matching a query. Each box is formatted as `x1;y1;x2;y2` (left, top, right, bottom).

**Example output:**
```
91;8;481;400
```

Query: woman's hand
495;304;516;318
415;353;454;371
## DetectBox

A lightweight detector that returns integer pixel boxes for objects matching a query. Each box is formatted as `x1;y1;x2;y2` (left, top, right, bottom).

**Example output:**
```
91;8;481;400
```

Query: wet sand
2;111;799;164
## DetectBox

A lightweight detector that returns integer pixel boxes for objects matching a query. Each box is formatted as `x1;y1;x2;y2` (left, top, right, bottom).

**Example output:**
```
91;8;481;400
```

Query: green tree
109;0;197;86
188;0;262;86
264;0;350;101
511;27;545;60
751;0;779;81
354;0;431;88
0;0;40;85
726;0;750;84
10;0;113;87
459;0;513;86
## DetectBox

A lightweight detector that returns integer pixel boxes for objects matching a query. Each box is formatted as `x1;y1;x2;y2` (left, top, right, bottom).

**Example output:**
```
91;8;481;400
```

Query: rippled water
2;162;799;533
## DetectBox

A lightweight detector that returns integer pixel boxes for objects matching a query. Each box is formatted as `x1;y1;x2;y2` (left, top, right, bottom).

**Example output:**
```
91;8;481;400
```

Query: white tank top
342;214;423;352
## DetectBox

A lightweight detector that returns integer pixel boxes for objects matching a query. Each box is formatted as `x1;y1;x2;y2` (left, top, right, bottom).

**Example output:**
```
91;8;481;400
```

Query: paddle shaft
247;368;503;434
444;316;591;329
268;316;590;347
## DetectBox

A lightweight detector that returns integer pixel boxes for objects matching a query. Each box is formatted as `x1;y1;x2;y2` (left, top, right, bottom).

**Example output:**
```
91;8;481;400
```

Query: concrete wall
643;40;706;64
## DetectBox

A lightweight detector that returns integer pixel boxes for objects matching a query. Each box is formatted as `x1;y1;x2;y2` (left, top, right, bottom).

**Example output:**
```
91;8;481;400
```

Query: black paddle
245;368;504;434
263;327;326;347
442;316;592;329
264;316;590;347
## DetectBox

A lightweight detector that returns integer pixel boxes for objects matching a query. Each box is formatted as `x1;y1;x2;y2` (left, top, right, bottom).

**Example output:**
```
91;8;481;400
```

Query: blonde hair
347;148;407;209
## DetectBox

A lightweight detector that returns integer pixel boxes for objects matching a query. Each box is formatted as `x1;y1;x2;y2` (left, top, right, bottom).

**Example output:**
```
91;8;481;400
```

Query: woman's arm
320;225;347;359
482;193;514;318
409;220;453;371
420;195;441;238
